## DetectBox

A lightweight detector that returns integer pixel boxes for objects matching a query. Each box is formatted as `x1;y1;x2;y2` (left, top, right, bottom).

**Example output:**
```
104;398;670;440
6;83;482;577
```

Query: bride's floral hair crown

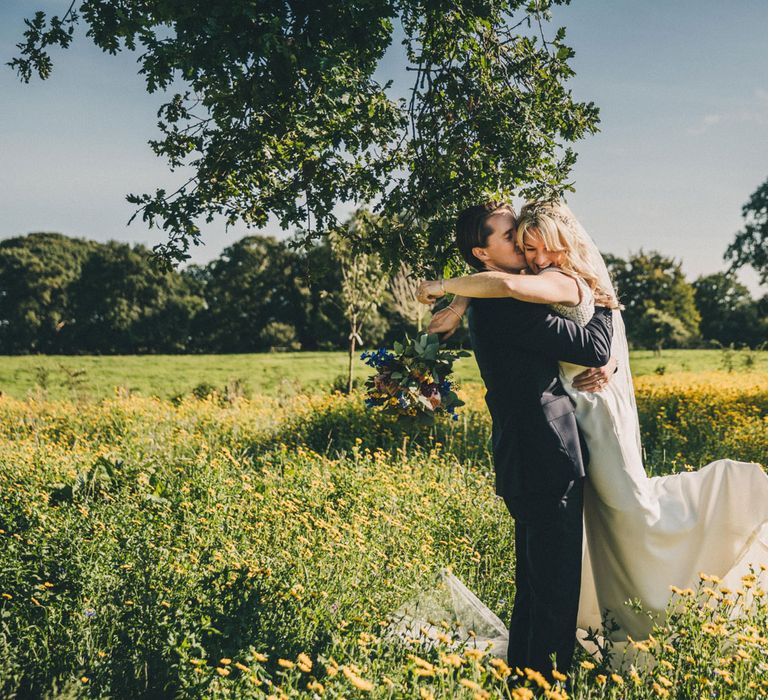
526;201;578;231
517;201;620;309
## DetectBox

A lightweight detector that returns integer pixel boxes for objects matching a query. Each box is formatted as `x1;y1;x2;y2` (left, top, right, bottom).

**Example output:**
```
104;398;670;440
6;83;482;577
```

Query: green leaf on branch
10;1;599;270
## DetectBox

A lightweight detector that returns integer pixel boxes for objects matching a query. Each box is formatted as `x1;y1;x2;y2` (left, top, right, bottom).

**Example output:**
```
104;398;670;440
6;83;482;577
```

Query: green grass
0;352;354;401
0;349;766;401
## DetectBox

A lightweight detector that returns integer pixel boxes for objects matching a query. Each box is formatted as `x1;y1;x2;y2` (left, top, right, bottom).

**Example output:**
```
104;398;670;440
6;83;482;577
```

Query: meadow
0;353;767;698
0;348;766;401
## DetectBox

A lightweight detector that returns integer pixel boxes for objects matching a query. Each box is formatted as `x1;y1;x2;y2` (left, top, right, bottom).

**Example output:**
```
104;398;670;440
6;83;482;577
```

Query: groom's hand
572;356;618;392
428;306;462;339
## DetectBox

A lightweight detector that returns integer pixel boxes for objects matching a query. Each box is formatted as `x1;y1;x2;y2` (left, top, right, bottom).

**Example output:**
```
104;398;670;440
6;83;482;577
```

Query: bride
395;201;768;667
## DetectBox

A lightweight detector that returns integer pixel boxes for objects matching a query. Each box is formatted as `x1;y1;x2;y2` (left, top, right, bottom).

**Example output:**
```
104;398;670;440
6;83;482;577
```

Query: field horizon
0;348;766;402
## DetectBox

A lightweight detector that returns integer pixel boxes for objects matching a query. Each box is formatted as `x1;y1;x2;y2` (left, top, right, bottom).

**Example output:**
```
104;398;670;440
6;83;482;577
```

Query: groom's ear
471;245;487;264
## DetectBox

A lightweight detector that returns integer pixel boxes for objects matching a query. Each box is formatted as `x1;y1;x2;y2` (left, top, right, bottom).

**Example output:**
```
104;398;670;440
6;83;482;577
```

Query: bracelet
445;305;464;322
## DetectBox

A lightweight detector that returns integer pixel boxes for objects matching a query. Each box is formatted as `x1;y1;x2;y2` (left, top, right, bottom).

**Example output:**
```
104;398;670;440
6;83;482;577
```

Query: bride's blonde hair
516;201;620;309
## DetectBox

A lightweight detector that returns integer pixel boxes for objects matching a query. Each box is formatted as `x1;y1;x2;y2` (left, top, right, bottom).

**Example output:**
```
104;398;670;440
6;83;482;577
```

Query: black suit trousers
505;477;584;680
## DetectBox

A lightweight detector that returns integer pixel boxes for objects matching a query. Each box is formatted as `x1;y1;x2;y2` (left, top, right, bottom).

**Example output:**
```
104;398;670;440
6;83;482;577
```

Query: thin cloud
689;88;768;135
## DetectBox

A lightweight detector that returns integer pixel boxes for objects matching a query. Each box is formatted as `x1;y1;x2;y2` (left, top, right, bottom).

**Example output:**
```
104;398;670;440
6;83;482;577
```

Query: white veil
383;201;640;655
556;202;642;454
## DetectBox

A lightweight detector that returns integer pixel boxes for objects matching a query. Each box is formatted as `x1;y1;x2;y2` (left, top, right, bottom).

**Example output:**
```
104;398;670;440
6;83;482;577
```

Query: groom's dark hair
456;202;516;271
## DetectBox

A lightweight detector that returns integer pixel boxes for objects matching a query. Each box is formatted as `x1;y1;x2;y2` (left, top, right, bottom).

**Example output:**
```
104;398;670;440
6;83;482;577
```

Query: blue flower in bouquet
360;347;395;369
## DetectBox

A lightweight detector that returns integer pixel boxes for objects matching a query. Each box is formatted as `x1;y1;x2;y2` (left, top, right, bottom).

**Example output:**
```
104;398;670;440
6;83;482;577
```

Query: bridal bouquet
360;333;469;425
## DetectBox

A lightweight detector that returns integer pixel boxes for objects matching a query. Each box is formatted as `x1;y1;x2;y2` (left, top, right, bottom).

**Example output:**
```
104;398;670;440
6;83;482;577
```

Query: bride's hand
572;356;618;392
417;280;446;305
428;306;463;339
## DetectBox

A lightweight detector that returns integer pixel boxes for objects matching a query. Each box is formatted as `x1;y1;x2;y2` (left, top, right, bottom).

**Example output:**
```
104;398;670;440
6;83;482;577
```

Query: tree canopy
693;272;766;348
0;233;98;353
10;0;599;270
726;176;768;285
194;235;309;353
605;250;701;349
69;240;205;353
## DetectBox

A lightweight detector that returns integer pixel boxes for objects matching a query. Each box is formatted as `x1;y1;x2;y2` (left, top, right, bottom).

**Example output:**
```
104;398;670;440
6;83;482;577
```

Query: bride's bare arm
419;270;580;306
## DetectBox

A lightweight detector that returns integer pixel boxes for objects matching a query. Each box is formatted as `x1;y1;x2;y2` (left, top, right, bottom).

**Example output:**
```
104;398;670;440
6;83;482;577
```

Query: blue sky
1;1;766;293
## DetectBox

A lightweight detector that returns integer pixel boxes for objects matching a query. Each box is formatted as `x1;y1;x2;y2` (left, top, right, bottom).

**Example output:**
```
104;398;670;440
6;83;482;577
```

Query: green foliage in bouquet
361;333;469;426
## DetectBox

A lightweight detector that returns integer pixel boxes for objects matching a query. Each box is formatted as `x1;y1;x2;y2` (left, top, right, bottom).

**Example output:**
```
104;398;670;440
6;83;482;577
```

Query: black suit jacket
467;297;613;518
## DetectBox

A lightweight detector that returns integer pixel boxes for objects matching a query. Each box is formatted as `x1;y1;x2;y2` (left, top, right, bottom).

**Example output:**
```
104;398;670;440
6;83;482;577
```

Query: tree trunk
347;333;356;394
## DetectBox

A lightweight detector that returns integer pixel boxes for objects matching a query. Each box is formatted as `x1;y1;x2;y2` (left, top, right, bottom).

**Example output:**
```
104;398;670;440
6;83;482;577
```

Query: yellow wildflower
459;678;483;691
342;666;374;691
524;667;551;690
512;689;534;700
490;657;510;671
408;654;435;672
413;668;435;677
544;690;568;700
464;648;485;661
440;653;464;667
297;652;312;672
307;679;324;694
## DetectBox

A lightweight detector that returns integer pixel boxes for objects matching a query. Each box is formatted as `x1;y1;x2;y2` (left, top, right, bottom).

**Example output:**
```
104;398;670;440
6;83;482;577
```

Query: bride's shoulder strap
541;267;593;309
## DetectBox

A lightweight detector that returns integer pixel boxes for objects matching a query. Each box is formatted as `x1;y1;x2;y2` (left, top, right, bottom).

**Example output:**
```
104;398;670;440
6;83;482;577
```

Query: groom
430;202;614;680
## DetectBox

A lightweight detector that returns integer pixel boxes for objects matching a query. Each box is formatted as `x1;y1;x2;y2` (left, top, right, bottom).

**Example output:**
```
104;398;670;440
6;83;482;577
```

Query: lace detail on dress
543;267;595;327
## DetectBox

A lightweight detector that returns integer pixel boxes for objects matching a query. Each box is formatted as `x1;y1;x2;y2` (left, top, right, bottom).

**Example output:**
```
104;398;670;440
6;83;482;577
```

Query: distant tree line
0;230;766;355
604;252;767;351
0;230;409;355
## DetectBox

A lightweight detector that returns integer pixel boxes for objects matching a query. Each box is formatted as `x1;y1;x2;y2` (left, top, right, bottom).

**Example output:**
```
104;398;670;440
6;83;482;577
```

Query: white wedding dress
387;272;768;666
